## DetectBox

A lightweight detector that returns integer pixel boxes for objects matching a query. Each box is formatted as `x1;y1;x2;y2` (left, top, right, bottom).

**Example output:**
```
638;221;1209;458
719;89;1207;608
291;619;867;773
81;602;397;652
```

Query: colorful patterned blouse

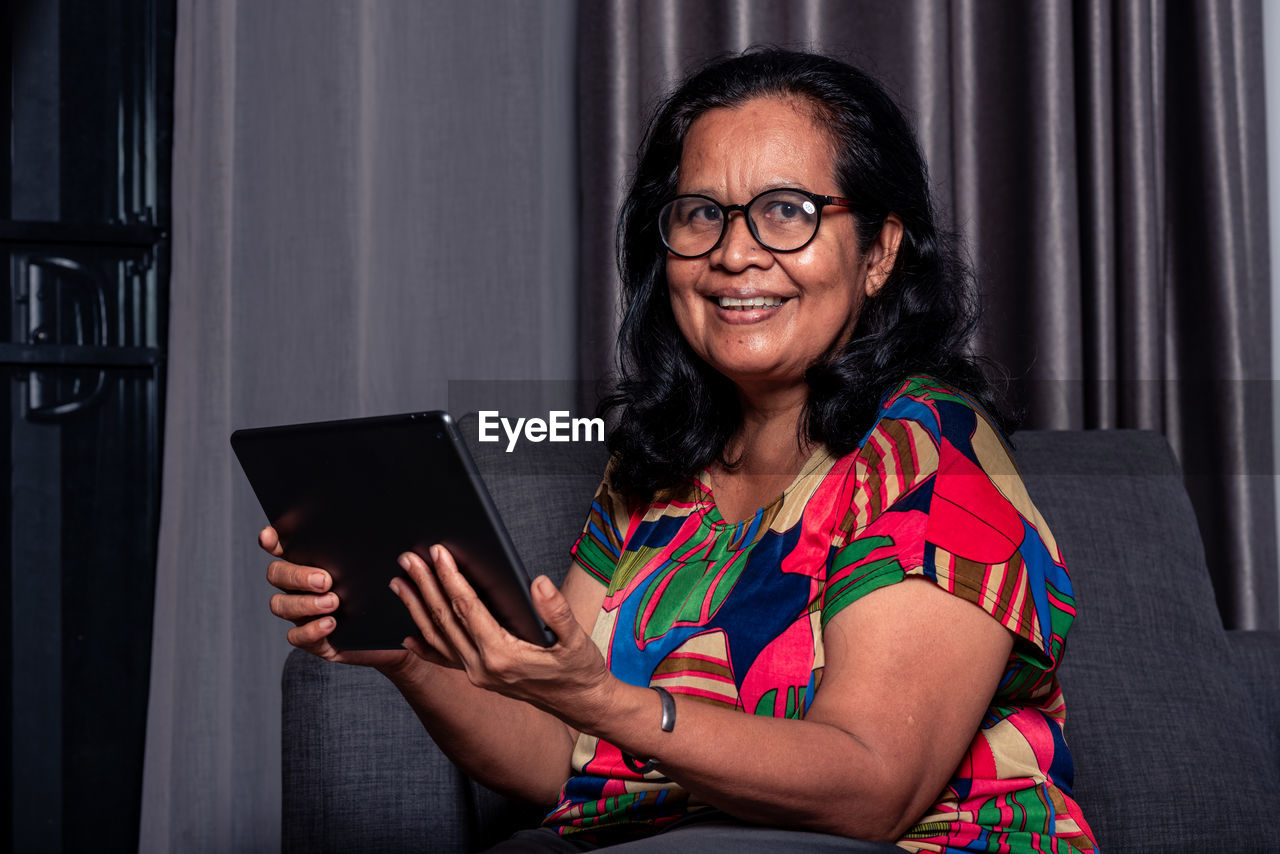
544;376;1098;853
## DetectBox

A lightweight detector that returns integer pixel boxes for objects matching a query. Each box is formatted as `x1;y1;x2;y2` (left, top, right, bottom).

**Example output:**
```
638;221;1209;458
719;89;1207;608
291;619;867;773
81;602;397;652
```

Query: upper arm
804;393;1065;834
805;576;1013;837
559;564;607;636
559;460;623;638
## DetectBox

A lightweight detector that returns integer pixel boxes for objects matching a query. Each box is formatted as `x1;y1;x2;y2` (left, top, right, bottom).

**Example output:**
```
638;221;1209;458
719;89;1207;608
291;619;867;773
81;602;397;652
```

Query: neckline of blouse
695;444;836;537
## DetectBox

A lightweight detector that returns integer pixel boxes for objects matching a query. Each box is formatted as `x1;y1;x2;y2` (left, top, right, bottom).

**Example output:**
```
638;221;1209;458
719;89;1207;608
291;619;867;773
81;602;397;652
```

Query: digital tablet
230;411;557;650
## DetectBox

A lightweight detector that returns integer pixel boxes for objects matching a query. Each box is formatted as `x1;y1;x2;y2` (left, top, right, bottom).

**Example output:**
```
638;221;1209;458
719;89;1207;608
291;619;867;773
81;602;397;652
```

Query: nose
709;209;770;271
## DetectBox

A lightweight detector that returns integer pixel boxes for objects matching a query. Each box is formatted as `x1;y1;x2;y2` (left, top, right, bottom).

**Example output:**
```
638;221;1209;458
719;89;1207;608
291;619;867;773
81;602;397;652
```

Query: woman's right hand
262;526;413;672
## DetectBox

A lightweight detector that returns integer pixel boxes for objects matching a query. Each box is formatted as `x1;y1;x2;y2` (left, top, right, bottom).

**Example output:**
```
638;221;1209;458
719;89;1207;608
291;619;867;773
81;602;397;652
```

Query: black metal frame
2;1;175;850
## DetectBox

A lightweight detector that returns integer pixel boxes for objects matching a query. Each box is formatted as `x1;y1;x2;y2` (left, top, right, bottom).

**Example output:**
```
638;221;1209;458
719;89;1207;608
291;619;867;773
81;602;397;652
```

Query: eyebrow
674;182;805;199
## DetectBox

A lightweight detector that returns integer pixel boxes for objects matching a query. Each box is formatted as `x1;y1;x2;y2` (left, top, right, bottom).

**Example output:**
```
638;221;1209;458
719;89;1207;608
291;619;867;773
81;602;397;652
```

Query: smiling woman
264;48;1098;853
605;54;998;507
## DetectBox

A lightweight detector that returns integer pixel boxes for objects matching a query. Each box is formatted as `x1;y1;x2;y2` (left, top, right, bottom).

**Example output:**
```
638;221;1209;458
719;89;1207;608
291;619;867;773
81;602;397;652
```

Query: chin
714;362;803;389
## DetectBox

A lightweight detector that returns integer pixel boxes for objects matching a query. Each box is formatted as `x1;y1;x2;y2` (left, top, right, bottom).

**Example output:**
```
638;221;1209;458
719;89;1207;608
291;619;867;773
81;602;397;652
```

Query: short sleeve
569;457;632;586
821;382;1074;672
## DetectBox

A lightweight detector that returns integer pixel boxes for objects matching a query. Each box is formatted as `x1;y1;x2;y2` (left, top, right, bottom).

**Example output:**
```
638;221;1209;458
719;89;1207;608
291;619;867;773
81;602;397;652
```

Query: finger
285;615;343;661
258;526;285;557
424;545;508;644
270;591;338;622
530;575;577;643
387;574;453;656
392;554;474;663
266;558;330;594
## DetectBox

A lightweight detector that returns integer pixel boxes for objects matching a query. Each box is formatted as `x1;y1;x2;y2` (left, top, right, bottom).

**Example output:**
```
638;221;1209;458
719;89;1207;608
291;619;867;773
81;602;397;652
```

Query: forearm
377;656;574;806
584;680;919;840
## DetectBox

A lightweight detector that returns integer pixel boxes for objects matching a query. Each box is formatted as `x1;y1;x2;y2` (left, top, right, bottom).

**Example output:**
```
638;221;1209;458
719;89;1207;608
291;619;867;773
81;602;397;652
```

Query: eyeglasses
658;188;855;258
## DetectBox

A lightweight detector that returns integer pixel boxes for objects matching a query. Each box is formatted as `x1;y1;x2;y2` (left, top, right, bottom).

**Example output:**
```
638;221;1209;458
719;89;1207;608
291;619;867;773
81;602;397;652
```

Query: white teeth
717;296;784;309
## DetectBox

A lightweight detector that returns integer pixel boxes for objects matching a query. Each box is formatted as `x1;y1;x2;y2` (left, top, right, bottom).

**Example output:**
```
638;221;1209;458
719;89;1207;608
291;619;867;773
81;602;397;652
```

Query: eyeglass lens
659;189;823;257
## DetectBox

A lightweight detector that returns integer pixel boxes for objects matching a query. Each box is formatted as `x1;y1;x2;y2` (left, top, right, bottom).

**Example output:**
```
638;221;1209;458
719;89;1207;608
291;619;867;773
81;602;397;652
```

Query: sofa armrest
282;650;543;852
282;649;471;852
1228;629;1280;775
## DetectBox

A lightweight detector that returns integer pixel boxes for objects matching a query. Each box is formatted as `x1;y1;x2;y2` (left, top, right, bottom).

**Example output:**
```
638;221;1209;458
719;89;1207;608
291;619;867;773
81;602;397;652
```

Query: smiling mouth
716;296;786;310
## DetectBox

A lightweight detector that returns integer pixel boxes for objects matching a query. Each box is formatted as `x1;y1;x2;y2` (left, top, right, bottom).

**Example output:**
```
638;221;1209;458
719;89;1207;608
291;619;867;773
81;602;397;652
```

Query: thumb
531;575;577;637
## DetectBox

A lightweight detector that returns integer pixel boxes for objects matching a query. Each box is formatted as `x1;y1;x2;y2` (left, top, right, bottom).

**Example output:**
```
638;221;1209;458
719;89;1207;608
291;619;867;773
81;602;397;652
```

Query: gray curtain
140;1;578;850
578;0;1277;631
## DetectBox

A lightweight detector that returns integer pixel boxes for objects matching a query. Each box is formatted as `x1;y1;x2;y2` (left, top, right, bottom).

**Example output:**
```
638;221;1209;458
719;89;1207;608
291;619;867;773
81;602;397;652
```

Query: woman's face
665;96;900;395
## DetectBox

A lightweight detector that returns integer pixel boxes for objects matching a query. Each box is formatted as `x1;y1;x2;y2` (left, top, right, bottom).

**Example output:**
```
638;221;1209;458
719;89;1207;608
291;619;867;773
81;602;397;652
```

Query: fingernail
388;578;399;595
429;545;440;563
535;576;555;597
316;593;335;609
309;573;326;592
319;617;335;630
398;553;412;571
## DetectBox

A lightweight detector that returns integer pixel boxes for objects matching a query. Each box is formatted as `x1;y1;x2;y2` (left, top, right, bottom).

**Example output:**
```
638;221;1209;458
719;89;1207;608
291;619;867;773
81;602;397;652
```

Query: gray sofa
282;429;1280;853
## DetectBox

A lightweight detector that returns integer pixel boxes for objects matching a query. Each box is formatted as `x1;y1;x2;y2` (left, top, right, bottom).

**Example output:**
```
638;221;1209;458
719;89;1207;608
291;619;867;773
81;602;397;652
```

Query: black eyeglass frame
658;187;856;259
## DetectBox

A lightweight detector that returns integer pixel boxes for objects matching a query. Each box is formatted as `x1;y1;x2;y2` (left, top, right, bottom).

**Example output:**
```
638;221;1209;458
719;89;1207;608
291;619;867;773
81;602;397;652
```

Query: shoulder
873;375;1010;451
844;375;1072;668
821;377;1074;670
572;454;710;587
833;376;1013;536
570;456;635;584
852;376;1038;550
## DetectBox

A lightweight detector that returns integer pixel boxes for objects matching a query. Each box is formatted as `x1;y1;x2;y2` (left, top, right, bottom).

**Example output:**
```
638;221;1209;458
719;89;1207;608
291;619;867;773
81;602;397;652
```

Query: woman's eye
763;201;802;220
688;204;722;224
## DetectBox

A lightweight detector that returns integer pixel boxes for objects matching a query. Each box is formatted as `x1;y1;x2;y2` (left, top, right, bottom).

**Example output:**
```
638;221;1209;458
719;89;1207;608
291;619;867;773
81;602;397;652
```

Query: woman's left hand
390;545;616;732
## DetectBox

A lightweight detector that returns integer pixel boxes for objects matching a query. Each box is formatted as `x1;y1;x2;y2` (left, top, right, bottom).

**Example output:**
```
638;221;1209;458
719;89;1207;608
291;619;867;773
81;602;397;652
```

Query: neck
723;383;813;477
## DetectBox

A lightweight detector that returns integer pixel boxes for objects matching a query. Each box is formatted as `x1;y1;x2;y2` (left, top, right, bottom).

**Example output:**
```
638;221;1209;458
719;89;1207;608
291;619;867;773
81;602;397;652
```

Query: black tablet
231;411;556;650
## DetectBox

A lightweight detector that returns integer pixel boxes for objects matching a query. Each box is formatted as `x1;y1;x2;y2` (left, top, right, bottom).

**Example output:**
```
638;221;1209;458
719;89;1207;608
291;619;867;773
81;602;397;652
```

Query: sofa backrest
1014;430;1278;852
462;413;608;587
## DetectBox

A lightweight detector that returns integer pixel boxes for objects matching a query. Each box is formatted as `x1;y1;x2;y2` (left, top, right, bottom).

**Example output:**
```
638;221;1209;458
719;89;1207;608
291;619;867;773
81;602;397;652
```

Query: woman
265;50;1098;853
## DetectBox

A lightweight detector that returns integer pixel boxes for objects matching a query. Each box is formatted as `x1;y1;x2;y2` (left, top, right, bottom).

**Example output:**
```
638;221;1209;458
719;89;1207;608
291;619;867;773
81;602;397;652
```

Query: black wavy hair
602;48;1006;500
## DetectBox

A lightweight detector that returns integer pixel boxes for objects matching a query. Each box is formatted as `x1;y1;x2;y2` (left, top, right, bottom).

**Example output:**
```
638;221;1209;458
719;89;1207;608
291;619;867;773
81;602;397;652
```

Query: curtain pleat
578;0;1276;629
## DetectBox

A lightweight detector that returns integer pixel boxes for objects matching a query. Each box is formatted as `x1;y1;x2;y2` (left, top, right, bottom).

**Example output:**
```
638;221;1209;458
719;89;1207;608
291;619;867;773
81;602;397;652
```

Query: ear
864;214;903;298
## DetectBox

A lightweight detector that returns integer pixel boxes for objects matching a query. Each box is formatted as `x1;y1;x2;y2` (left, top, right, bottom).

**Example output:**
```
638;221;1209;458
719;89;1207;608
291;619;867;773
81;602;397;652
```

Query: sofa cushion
1015;431;1279;852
